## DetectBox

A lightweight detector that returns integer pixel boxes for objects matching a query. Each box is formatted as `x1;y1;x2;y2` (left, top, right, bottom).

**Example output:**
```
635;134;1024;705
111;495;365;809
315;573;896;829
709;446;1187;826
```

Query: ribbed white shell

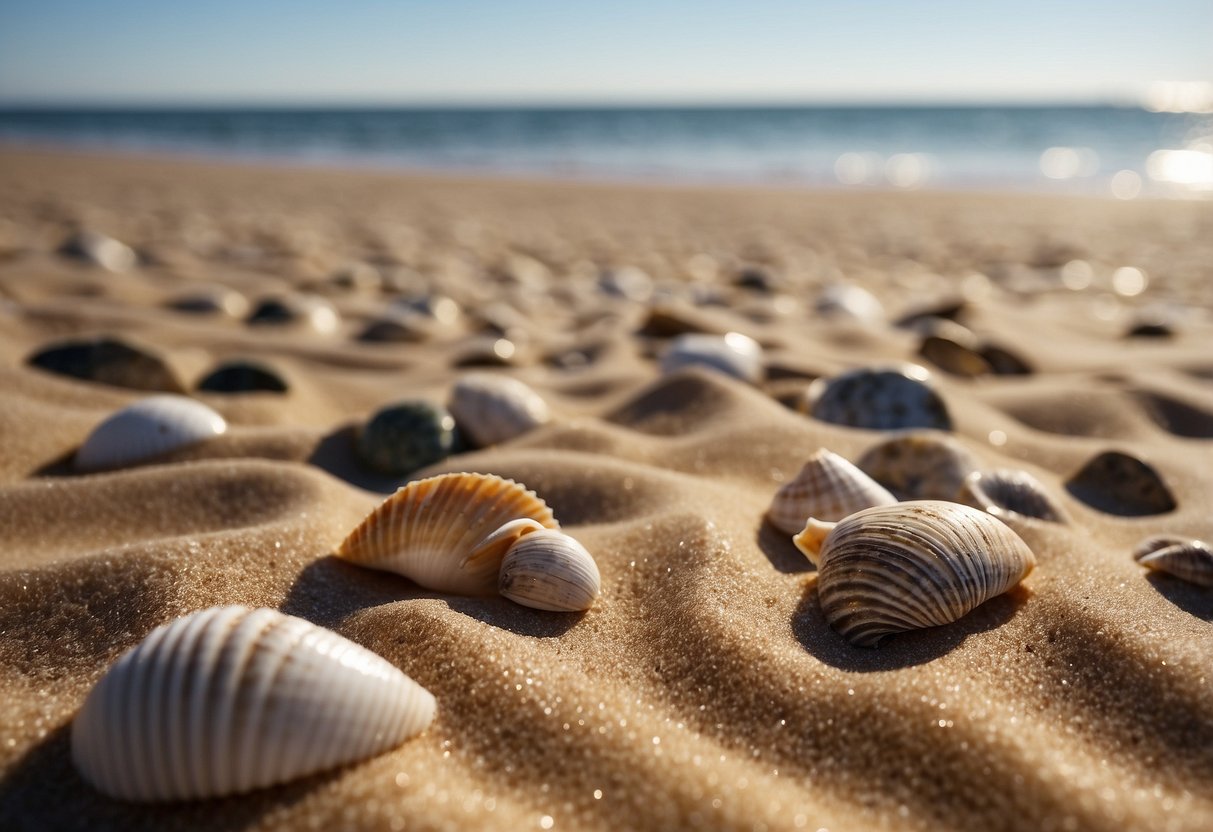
71;606;436;802
75;395;227;472
338;472;559;595
659;332;763;384
1133;535;1213;587
767;449;897;535
811;501;1036;647
499;529;602;612
448;374;551;447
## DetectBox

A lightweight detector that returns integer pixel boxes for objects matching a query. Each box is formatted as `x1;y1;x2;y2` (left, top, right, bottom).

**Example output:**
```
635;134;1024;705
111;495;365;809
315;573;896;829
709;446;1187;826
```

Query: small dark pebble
197;361;288;394
27;336;183;392
356;400;458;476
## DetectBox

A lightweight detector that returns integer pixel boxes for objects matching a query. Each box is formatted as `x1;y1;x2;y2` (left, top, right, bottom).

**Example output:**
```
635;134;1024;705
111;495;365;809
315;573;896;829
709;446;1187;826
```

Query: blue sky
0;0;1210;105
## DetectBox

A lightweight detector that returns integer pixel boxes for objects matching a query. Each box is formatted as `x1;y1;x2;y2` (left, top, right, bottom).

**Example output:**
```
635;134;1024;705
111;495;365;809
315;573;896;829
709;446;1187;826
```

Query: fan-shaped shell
1133;535;1213;587
660;332;763;384
338;472;559;595
767;449;897;535
75;395;227;472
856;431;979;500
448;373;551;447
804;365;951;431
958;469;1069;524
499;529;602;611
71;606;435;802
802;501;1036;647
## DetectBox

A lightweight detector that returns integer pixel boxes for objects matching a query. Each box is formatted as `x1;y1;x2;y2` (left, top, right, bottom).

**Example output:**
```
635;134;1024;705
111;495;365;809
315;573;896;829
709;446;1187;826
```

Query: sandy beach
0;147;1211;831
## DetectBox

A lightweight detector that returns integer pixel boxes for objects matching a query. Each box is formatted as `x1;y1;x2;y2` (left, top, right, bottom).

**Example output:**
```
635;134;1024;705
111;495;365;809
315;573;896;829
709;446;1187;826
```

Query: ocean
1;105;1210;197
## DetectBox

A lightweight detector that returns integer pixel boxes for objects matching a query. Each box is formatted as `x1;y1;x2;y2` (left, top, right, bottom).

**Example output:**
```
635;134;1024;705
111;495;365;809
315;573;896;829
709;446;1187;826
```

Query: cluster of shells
71;472;600;802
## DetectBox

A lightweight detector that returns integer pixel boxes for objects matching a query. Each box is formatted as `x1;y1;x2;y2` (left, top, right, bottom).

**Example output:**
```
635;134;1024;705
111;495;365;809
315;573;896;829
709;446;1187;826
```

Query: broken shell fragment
448;373;551;447
801;501;1036;647
499;529;602;611
337;472;559;595
71;606;436;802
75;395;227;472
1133;535;1213;587
767;449;897;535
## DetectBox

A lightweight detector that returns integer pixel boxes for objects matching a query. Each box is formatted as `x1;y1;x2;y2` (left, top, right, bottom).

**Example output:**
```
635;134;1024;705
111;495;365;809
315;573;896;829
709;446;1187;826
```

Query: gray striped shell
71;606;436;802
767;449;897;535
448;373;551;447
338;472;559;595
1133;535;1213;587
794;501;1036;647
957;469;1069;524
499;529;602;612
75;395;227;472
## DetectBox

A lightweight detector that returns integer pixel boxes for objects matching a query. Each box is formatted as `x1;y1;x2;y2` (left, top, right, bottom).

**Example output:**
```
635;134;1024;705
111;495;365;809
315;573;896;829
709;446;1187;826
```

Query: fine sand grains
0;148;1212;831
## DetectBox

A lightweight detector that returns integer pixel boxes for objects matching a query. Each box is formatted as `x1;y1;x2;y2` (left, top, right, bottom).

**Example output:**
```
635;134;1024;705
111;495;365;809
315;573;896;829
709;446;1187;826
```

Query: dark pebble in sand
197;360;288;394
979;344;1033;375
357;400;457;475
247;297;298;325
1065;450;1177;516
733;267;778;293
357;314;430;343
1125;321;1174;339
27;336;183;392
806;366;952;431
919;336;991;378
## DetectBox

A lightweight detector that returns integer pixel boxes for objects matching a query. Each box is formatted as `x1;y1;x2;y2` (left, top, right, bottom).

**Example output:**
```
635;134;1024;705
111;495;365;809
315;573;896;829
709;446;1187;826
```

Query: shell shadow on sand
304;424;411;494
1145;572;1213;621
757;520;815;574
792;582;1031;671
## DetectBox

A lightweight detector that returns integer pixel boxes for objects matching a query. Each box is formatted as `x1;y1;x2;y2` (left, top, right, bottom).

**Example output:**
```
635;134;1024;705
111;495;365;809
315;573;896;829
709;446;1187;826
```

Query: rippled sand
1;148;1212;832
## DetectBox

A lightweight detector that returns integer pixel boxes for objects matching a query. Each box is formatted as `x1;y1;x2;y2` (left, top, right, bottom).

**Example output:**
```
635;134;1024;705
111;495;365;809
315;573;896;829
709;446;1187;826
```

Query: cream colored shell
448;373;551;447
767;449;897;535
1133;534;1213;587
75;395;227;472
71;606;435;802
499;529;601;611
338;472;559;595
801;501;1036;647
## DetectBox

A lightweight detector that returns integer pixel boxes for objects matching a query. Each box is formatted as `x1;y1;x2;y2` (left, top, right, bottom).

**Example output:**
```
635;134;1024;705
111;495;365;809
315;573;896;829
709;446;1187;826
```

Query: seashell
734;266;780;293
1064;450;1177;516
598;267;653;302
448;373;551;447
793;501;1036;647
165;285;250;317
804;365;952;431
660;332;763;384
196;360;288;394
957;469;1069;524
356;400;458;476
918;335;991;378
75;395;227;472
453;337;520;368
766;449;897;535
59;229;137;272
814;284;885;324
979;344;1033;376
28;336;185;393
1133;535;1213;587
499;529;602;611
357;310;434;343
329;262;382;292
394;294;461;327
71;606;435;802
338;472;558;595
856;431;979;500
247;294;339;334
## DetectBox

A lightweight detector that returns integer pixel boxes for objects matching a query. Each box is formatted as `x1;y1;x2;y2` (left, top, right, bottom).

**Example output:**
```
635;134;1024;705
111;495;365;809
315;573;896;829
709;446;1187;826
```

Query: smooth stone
247;295;339;334
166;286;250;318
1065;450;1177;516
660;332;763;384
28;337;184;393
598;267;653;302
357;400;458;476
197;361;288;394
734;266;780;293
806;365;952;431
59;230;137;273
357;312;432;343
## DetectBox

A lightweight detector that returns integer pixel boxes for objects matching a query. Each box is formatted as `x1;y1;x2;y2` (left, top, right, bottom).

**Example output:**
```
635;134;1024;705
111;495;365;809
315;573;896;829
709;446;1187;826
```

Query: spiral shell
71;606;436;802
856;431;979;500
499;529;602;611
797;501;1036;647
767;449;897;535
75;395;227;472
448;373;551;448
660;332;763;384
338;472;559;595
804;365;952;431
957;469;1069;524
1133;535;1213;587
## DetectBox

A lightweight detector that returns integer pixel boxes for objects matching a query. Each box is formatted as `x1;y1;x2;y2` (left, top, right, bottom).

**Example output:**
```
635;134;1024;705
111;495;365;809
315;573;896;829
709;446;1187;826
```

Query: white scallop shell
338;472;559;595
957;468;1069;524
71;606;435;802
659;332;764;384
767;449;897;535
448;373;551;447
1133;535;1213;587
75;395;227;472
796;501;1036;647
499;529;602;612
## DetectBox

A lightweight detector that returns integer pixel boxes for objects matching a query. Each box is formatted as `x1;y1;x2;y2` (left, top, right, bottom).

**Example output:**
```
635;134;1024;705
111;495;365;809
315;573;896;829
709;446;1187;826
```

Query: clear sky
0;0;1210;105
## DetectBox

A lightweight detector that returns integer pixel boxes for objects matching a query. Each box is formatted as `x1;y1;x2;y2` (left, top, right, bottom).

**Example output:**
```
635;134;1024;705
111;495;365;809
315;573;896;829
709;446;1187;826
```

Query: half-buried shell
448;373;551;447
793;501;1036;647
75;395;227;472
71;606;436;802
499;529;602;611
338;472;559;595
1133;535;1213;587
856;431;979;501
803;365;952;431
767;449;897;535
957;468;1069;524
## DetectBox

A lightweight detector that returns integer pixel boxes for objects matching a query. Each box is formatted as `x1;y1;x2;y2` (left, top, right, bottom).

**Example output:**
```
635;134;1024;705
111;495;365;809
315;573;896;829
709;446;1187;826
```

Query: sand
0;147;1211;831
